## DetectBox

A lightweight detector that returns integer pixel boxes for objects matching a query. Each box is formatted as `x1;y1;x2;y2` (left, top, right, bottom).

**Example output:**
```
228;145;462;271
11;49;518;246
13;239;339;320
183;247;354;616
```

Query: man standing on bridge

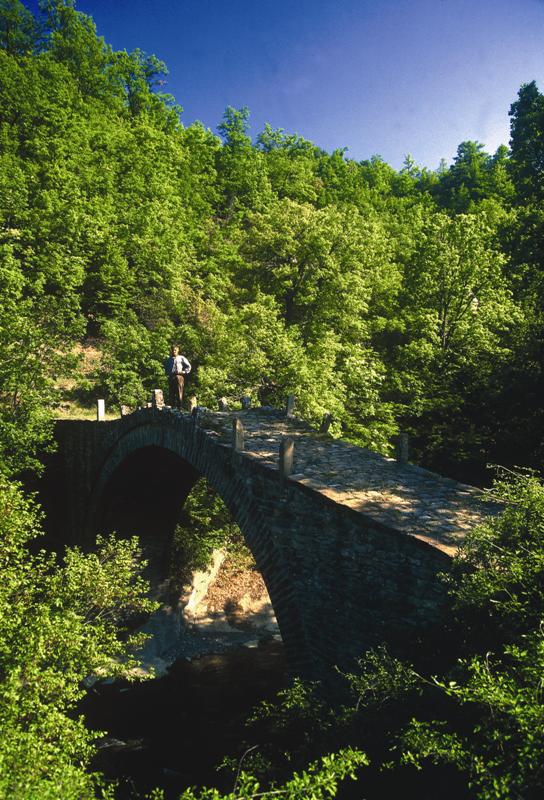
164;345;191;409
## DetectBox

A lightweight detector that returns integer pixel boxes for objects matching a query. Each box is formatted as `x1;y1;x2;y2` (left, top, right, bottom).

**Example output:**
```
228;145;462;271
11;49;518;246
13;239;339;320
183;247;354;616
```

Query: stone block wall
50;409;451;679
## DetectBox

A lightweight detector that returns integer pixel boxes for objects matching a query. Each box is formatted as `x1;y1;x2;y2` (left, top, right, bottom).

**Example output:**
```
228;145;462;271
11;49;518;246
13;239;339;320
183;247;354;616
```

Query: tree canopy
1;1;544;796
0;0;542;479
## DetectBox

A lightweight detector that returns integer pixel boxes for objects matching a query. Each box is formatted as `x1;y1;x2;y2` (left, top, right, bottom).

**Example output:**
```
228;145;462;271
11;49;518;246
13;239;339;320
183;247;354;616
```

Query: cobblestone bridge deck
196;407;498;556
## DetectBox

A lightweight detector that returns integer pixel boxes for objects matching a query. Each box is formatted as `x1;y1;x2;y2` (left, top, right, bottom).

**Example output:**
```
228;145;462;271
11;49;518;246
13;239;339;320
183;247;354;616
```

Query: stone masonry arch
84;422;310;674
50;406;498;679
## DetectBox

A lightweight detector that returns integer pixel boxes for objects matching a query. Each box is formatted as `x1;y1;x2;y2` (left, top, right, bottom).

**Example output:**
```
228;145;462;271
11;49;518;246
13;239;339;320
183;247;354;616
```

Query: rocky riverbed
136;548;282;676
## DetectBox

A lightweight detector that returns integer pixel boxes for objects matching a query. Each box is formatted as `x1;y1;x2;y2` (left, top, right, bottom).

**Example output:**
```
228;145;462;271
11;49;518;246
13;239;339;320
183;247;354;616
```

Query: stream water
81;640;287;799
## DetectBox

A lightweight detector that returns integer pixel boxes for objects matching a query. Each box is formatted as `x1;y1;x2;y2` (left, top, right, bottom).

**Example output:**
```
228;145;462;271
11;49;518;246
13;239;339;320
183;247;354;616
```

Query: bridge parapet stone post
191;405;204;426
151;389;165;409
96;399;105;421
279;436;295;482
285;394;296;418
396;432;409;464
319;412;333;433
232;417;244;452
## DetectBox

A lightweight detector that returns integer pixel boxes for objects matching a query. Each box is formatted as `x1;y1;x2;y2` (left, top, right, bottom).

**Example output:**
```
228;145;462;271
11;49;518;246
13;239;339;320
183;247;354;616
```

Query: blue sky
27;0;544;169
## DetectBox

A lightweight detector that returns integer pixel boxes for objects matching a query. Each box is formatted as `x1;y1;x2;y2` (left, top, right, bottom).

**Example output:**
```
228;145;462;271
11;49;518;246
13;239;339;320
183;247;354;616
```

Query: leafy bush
401;632;544;800
0;477;157;799
398;470;544;799
170;478;249;587
147;747;368;800
447;467;544;641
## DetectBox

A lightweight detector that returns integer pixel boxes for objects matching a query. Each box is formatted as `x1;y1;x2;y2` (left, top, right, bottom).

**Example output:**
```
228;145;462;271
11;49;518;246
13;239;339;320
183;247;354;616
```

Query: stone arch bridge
49;405;496;679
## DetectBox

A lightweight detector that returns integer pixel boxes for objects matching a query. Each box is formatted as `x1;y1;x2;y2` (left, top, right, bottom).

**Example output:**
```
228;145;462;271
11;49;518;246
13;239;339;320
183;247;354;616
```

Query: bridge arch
84;421;311;674
51;406;494;679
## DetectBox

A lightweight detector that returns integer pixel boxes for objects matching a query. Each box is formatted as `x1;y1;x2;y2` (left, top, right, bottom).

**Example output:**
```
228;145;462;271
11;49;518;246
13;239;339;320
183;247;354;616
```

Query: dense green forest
1;0;543;479
0;1;543;798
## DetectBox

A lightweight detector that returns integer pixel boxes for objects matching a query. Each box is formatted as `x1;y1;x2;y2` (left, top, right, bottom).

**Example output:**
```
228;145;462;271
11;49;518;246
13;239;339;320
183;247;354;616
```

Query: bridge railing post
151;389;164;409
96;399;105;422
319;412;333;433
396;433;409;464
279;436;295;483
285;394;295;418
191;405;203;426
232;417;244;452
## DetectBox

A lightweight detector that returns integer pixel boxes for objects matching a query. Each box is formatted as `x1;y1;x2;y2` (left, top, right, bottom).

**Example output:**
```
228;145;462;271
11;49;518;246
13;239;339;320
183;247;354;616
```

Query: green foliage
509;81;544;203
401;634;544;800
339;645;419;711
436;141;514;212
0;477;157;799
390;209;521;468
148;747;368;800
211;650;420;796
396;471;544;799
448;468;544;639
248;677;333;736
170;478;246;585
2;0;542;473
0;0;36;55
0;241;82;474
96;313;172;407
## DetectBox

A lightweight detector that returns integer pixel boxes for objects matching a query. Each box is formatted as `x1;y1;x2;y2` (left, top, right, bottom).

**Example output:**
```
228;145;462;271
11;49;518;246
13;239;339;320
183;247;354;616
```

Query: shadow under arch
95;445;201;590
84;424;310;674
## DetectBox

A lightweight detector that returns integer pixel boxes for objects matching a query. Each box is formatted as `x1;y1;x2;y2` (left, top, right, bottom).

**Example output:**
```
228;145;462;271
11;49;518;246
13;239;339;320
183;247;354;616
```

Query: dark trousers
168;374;185;409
